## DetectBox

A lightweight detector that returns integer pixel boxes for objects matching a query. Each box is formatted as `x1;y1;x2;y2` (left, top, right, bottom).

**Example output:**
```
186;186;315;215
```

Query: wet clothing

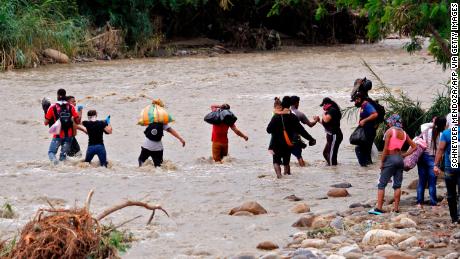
212;142;228;162
82;120;109;167
273;150;291;165
444;168;460;222
291;106;310;125
45;101;79;138
67;138;81;157
322;107;341;134
138;147;163;167
212;124;231;144
85;144;107;167
355;101;377;166
267;113;313;164
140;124;170;166
378;154;404;190
48;137;72;163
417;153;437;205
82;120;108;146
323;129;343;166
290;106;311;159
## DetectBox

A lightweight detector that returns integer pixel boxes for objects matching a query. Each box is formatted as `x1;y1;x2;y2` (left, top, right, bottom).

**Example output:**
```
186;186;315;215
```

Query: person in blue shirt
434;125;460;223
351;91;378;166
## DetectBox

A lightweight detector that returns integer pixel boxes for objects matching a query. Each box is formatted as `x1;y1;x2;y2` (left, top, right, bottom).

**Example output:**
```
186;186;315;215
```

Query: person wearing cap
319;97;343;166
290;96;318;166
352;91;378;166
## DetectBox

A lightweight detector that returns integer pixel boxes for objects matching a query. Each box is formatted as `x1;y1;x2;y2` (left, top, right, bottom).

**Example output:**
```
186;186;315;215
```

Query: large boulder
376;250;416;259
291;203;311;213
43;49;69;64
257;241;279;250
229;201;267;215
397;236;418;250
327;188;349;198
362;229;402;246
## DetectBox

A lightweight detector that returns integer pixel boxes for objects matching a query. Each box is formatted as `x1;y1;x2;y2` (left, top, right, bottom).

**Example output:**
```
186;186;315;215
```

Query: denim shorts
378;154;404;189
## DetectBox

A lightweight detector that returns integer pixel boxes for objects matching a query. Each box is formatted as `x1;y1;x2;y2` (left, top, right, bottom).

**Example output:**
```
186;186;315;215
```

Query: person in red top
210;104;248;162
44;89;81;164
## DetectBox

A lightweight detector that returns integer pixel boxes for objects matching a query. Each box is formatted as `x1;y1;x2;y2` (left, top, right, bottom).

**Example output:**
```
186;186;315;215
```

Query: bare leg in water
297;158;306;167
393;188;401;212
273;164;282;179
284;164;291;175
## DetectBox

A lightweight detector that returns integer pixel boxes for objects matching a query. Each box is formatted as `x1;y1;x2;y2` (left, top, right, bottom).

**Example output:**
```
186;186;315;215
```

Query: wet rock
376;250;415;259
257;241;279;250
444;252;460;259
43;49;69;63
330;216;344;230
330;182;352;188
260;253;282;259
301;239;326;248
453;231;460;239
407;179;418;190
327;188;349;198
291;248;327;259
329;236;348;244
291;203;311;214
292;215;315;228
397;236;418;250
349;203;364;208
373;244;395;252
285;194;303;201
362;229;402;246
232;211;254;216
311;217;330;229
229;201;267;215
338;244;362;255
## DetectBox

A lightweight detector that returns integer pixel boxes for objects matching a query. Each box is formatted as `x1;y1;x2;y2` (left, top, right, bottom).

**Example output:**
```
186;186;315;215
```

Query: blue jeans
85;144;107;167
48;137;72;163
445;168;460;223
416;153;437;205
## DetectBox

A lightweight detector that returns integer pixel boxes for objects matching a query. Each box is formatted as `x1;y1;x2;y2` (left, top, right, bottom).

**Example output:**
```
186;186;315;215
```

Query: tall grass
0;0;89;70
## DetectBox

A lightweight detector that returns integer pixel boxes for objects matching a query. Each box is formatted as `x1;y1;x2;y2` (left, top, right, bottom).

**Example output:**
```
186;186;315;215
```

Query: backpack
144;122;164;141
53;103;73;132
367;98;385;125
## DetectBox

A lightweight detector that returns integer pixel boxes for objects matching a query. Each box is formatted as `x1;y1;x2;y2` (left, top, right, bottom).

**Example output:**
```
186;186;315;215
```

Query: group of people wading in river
42;77;460;224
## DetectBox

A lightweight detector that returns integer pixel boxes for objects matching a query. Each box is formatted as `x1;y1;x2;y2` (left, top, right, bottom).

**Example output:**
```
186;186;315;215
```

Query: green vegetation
0;237;16;258
307;227;336;238
92;224;135;258
0;202;16;219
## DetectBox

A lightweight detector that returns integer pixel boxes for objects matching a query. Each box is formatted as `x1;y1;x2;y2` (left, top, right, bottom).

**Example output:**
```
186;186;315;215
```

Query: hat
320;97;332;107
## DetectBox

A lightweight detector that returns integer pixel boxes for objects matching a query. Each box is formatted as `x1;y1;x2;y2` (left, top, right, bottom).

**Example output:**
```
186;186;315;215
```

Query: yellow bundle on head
138;103;174;126
152;98;164;107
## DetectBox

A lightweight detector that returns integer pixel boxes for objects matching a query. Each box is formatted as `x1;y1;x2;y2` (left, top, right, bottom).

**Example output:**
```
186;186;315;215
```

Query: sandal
368;208;384;215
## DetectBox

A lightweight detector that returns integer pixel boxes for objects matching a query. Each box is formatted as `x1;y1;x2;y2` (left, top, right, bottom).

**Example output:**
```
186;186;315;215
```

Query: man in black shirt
81;110;112;167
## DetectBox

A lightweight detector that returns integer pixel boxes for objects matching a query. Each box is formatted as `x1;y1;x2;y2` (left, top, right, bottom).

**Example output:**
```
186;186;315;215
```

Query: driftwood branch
96;201;169;225
85;190;94;211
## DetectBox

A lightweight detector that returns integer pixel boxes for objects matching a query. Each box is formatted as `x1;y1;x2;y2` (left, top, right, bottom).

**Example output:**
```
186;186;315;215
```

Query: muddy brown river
0;40;449;258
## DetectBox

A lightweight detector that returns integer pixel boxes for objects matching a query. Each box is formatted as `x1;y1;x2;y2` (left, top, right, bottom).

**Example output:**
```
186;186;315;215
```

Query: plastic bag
204;111;221;125
138;104;174;126
49;120;61;135
349;127;366;145
204;109;237;126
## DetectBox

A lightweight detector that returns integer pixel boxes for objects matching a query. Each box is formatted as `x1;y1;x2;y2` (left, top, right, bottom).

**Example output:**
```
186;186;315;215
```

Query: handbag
403;136;427;172
281;115;294;147
349;127;366;145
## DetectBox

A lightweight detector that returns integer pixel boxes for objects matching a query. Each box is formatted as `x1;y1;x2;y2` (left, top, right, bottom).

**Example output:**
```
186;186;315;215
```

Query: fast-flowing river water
0;40;450;258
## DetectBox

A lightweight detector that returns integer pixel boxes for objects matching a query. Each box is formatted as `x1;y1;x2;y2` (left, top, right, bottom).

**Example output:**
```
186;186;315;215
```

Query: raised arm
230;125;248;141
166;127;186;147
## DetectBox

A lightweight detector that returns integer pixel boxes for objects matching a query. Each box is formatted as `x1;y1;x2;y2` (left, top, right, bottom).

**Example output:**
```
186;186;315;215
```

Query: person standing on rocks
318;97;343;166
209;104;248;162
371;114;416;214
416;116;446;209
351;91;378;166
267;96;316;179
44;89;81;164
434;122;460;223
290;96;318;166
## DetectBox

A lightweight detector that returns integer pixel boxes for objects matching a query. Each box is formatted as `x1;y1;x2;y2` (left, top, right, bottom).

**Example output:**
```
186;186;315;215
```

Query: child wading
371;114;417;214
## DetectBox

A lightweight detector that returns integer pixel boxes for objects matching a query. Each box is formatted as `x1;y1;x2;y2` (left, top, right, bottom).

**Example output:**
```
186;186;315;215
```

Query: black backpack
53;103;73;131
144;122;164;141
367;98;385;125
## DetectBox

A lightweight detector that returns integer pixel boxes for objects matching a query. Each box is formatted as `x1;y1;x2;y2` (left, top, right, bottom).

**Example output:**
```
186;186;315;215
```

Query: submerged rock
257;241;279;250
229;201;267;215
291;203;311;214
292;215;315;228
330;182;352;188
284;194;303;201
362;229;402;246
327;188;349;198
